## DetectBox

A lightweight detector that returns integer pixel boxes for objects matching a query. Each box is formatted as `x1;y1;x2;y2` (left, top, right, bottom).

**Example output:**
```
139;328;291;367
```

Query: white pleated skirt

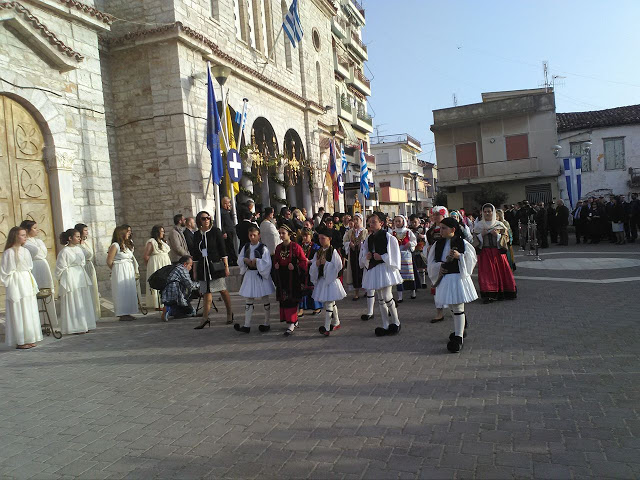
5;296;42;347
434;274;478;308
239;271;276;298
312;277;347;303
111;262;138;316
60;286;97;334
362;264;403;291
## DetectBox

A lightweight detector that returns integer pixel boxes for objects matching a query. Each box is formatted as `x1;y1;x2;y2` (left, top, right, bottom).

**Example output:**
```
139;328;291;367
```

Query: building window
603;137;625;170
455;142;478;179
312;28;321;51
280;0;292;70
210;0;219;19
316;61;323;105
247;0;257;48
234;0;250;43
505;133;529;161
570;141;591;172
263;0;274;57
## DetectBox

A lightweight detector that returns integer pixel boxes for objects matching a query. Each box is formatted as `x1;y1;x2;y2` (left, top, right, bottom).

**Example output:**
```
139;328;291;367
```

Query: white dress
0;246;42;347
23;237;58;327
145;238;171;309
238;243;276;298
80;241;101;318
56;245;97;334
359;232;403;291
310;248;347;303
110;243;138;316
427;238;478;308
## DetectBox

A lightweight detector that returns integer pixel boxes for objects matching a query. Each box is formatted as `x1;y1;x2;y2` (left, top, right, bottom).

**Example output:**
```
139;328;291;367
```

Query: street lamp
411;172;420;215
210;64;231;86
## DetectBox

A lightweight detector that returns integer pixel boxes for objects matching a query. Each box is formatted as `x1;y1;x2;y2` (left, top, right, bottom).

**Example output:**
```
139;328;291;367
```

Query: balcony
338;93;352;122
370;134;421;150
352;109;373;133
438;157;542;186
345;28;368;61
345;0;366;25
333;52;350;78
348;66;371;96
331;16;347;39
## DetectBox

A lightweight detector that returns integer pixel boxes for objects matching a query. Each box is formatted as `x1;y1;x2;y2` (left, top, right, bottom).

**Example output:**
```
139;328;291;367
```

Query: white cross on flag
227;149;243;182
337;173;344;193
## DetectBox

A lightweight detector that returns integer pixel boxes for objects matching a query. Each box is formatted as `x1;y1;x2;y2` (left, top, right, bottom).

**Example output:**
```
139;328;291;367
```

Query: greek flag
341;143;348;177
283;0;303;48
206;64;224;185
360;141;370;199
563;156;582;209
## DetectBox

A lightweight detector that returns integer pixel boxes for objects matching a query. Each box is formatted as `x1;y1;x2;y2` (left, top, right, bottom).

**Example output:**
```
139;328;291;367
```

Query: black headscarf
435;217;465;262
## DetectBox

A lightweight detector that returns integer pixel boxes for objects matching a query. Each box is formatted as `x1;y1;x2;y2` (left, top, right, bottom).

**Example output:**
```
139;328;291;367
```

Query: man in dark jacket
535;202;549;248
221;197;237;266
547;202;558;244
555;199;570;246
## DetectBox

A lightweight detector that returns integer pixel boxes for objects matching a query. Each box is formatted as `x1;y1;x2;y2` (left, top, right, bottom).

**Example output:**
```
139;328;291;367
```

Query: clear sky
363;0;640;162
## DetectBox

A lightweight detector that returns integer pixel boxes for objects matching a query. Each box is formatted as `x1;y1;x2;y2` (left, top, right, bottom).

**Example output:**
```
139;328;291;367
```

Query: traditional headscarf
431;206;448;218
393;215;409;235
473;203;503;233
277;222;294;235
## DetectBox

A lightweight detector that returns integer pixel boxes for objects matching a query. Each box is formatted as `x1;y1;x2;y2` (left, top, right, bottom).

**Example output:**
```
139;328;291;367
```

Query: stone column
302;169;313;215
240;151;254;203
48;151;75;233
287;184;298;208
273;163;286;210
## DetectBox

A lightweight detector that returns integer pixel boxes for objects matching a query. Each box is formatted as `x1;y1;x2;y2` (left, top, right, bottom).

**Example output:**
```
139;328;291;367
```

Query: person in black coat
192;211;233;327
220;197;238;266
535;203;549;248
571;201;587;244
547;203;558;244
555;199;570;246
236;208;257;253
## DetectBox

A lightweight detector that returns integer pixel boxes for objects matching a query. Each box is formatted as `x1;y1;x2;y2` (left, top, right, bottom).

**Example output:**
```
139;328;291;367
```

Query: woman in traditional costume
310;225;347;336
298;228;322;316
273;223;308;336
427;217;478;353
143;225;172;310
422;206;448;323
56;229;97;334
392;215;417;302
473;203;517;303
1;227;42;349
234;224;275;333
106;225;138;321
343;213;367;301
20;220;58;328
359;212;403;336
75;223;101;318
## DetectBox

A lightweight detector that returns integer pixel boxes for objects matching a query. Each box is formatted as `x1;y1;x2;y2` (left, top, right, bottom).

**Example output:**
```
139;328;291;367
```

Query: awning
338;118;360;147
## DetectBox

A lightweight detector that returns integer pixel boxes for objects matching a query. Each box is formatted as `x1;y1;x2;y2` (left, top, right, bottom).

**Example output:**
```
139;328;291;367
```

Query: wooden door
0;95;56;306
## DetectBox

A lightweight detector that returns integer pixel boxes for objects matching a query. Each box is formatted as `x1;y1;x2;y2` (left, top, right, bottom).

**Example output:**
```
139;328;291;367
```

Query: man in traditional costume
299;228;322;316
427;217;478;353
392;215;417;302
359;212;403;336
343;213;367;301
310;225;347;336
234;225;275;333
422;206;448;323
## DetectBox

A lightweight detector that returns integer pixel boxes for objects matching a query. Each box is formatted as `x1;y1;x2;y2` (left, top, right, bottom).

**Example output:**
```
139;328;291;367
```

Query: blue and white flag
341;143;348;177
563;156;582;209
283;0;303;48
359;141;370;199
207;64;224;185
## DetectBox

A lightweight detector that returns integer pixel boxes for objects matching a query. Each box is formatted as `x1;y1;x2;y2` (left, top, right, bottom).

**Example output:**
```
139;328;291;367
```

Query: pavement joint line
513;275;640;284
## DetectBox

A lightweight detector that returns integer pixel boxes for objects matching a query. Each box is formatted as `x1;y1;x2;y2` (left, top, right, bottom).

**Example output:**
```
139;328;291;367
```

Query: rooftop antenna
374;123;387;138
452;93;458;106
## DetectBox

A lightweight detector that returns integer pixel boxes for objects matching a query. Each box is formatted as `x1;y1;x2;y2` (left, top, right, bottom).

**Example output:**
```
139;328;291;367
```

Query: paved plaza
1;243;639;479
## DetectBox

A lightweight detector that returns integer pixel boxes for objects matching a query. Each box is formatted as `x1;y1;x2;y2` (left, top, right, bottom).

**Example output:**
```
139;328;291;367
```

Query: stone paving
1;242;639;479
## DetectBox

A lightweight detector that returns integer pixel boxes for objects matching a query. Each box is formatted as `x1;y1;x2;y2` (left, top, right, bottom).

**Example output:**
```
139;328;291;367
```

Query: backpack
148;264;177;291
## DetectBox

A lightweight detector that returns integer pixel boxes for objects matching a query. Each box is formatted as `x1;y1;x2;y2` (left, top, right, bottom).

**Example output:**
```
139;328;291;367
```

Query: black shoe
396;299;403;304
430;317;445;323
482;298;492;304
374;327;388;337
258;324;270;332
226;313;234;325
410;294;417;299
449;331;467;339
194;319;210;329
447;336;463;353
388;323;400;335
284;328;294;336
361;314;374;321
319;326;330;336
233;324;250;333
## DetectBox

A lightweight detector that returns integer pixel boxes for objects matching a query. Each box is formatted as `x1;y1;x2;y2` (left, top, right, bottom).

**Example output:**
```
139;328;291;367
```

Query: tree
474;184;508;208
433;191;448;207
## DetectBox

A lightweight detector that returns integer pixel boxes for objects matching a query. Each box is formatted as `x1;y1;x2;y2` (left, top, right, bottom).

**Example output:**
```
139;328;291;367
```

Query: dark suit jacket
220;209;235;236
556;205;570;227
184;228;196;256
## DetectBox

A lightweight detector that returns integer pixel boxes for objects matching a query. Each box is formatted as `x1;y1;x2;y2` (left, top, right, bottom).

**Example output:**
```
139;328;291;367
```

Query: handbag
210;260;226;273
498;232;509;254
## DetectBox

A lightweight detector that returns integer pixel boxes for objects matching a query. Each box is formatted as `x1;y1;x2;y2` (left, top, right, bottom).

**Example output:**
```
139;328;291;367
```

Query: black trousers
558;226;568;245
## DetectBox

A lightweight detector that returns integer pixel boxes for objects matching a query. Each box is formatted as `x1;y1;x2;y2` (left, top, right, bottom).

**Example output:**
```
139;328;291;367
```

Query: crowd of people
2;196;524;353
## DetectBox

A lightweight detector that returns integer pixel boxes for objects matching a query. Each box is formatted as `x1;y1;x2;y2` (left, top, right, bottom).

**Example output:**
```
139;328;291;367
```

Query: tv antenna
452;93;458;106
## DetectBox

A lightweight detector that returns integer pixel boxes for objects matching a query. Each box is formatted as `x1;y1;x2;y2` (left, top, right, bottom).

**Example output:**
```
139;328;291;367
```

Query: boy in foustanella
298;228;323;317
273;223;308;336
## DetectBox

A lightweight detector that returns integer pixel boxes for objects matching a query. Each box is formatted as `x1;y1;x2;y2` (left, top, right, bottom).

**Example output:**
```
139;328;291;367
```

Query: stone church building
0;0;372;298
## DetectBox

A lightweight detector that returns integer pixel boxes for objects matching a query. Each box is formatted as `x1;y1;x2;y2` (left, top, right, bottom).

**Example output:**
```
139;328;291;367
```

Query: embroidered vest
367;230;388;269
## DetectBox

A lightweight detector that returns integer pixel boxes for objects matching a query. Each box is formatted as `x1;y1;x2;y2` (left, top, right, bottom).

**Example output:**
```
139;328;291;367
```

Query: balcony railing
337;54;350;70
354;69;371;88
357;111;372;125
350;31;368;53
438;157;541;184
350;0;365;18
371;134;421;148
335;16;347;30
341;95;352;112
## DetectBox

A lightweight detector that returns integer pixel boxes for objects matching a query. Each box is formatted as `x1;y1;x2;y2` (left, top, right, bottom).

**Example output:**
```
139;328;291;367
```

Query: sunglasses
201;216;211;221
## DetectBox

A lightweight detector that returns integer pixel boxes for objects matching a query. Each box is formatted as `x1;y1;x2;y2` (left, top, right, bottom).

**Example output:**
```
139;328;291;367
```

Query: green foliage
433;191;448;207
473;184;508;208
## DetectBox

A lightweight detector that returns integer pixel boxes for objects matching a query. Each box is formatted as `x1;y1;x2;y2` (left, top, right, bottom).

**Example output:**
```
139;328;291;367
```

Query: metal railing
354;68;371;88
370;134;421;147
350;31;368;52
341;95;352;112
356;110;372;124
350;0;365;18
336;54;350;70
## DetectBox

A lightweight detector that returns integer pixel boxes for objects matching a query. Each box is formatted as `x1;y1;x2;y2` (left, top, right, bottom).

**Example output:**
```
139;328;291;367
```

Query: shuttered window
455;142;478;179
505;134;529;161
603;137;625;170
570;142;591;172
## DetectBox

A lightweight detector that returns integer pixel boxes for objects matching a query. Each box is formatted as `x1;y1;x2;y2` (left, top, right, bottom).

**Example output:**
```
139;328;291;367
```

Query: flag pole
207;61;223;230
222;86;239;254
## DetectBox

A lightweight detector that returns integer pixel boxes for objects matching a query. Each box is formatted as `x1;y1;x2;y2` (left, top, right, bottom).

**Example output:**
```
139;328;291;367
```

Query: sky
363;0;640;163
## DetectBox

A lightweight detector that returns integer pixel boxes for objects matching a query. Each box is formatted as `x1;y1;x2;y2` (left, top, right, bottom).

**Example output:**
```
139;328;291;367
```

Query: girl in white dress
106;225;138;321
310;225;347;336
143;225;172;310
56;229;97;334
359;212;403;337
75;223;101;318
427;217;478;353
1;227;42;349
20;220;58;328
234;225;276;333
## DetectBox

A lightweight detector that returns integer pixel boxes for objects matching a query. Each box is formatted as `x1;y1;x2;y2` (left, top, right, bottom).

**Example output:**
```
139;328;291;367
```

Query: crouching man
161;255;199;321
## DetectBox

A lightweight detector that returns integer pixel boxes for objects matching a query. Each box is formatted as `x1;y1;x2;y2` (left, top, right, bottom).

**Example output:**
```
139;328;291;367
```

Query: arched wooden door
0;95;56;305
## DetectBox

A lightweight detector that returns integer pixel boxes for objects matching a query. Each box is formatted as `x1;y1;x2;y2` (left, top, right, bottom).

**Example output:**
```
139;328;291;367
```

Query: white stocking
262;296;271;326
366;290;375;316
376;289;390;329
451;303;465;341
244;301;254;328
331;304;340;327
324;301;335;330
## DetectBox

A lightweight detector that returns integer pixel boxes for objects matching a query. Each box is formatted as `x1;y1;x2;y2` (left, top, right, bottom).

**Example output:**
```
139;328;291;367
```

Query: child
359;212;403;336
310;225;347;336
234;225;275;333
299;228;322;316
0;227;42;349
427;217;478;352
392;215;417;301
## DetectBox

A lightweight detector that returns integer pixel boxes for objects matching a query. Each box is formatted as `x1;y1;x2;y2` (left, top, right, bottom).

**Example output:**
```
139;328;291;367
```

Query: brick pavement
0;242;639;479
